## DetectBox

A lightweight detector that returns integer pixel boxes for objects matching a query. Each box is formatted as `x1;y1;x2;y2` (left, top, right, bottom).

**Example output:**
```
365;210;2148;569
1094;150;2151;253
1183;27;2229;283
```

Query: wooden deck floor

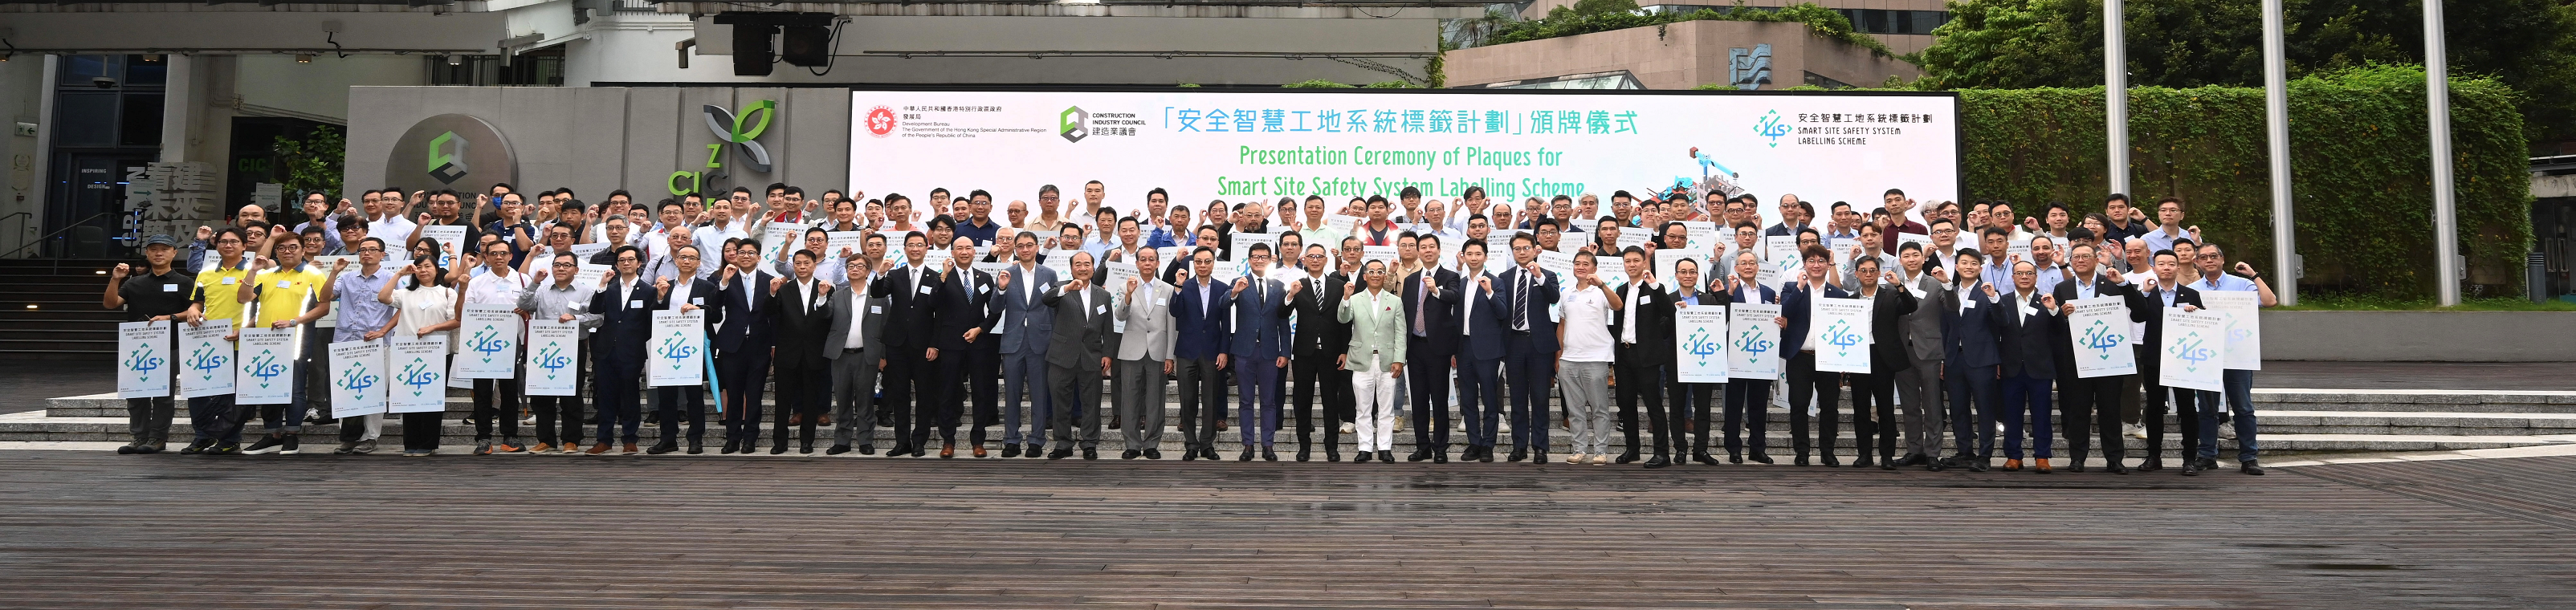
2;451;2572;609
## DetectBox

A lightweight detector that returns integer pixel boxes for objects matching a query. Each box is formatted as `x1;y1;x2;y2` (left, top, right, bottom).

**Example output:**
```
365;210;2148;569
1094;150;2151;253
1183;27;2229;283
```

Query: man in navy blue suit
709;238;775;455
1451;238;1509;463
991;231;1058;458
866;229;943;458
1168;246;1233;461
1719;249;1780;464
1400;234;1461;462
1779;241;1852;466
1494;229;1559;463
1993;258;2060;473
585;245;654;454
646;243;720;456
1934;248;2003;472
1227;242;1291;462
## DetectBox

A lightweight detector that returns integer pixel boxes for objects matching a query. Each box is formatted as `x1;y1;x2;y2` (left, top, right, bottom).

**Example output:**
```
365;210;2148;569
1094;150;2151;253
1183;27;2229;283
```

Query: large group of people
104;180;2276;475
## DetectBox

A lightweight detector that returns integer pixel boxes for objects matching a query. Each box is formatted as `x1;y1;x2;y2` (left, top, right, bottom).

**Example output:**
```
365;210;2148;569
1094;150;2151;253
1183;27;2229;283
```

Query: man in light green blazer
1336;260;1407;463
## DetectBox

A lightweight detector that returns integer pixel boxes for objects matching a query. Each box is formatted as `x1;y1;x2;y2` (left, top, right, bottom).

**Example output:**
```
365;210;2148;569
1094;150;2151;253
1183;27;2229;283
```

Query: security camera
90;76;116;88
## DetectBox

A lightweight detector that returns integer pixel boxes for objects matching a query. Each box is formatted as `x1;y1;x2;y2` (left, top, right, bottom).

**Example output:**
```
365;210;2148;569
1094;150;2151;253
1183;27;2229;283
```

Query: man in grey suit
991;231;1058;458
1042;251;1115;460
1890;241;1950;467
1112;247;1177;459
824;256;890;454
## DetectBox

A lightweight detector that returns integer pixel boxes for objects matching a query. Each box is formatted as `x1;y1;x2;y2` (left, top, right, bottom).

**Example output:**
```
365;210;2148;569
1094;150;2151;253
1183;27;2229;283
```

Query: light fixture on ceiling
296;54;313;63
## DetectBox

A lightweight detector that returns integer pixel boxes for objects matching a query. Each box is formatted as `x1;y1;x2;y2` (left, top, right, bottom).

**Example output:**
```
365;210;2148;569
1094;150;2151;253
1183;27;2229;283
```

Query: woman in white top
1555;250;1622;465
380;252;459;456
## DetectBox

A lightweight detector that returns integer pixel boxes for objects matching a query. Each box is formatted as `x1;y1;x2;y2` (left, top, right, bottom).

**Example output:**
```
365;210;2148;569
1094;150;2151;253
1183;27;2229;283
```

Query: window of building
427;47;566;86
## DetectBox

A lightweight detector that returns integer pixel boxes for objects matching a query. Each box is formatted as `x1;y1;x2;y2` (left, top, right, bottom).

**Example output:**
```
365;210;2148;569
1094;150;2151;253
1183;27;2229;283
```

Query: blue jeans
1999;373;2052;459
262;357;316;433
2197;369;2259;462
188;394;243;445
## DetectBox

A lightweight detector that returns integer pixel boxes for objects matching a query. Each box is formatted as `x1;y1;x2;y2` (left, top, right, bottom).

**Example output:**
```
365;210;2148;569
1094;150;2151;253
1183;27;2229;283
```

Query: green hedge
1480;3;1898;59
1954;64;2529;299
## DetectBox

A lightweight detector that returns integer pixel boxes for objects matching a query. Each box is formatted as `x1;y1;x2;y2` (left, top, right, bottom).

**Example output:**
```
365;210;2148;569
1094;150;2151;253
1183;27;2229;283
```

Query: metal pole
2261;0;2297;305
2105;0;2129;197
2427;0;2461;306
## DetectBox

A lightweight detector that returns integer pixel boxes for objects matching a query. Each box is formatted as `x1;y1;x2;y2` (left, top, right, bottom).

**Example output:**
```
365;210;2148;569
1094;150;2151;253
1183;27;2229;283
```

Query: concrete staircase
14;386;2574;458
0;258;122;361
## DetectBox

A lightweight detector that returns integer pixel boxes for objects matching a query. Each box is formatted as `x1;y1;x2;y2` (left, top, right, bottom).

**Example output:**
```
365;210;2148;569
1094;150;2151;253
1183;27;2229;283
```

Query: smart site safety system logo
1753;109;1792;148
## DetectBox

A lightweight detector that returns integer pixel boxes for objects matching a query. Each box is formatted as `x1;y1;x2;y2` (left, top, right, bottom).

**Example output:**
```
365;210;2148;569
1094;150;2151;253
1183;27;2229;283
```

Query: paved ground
0;450;2570;609
0;361;112;415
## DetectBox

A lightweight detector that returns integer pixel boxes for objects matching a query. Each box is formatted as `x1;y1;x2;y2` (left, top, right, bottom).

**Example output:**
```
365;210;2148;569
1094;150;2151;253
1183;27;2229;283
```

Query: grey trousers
1893;356;1945;458
1114;358;1168;451
829;350;882;448
1049;362;1104;449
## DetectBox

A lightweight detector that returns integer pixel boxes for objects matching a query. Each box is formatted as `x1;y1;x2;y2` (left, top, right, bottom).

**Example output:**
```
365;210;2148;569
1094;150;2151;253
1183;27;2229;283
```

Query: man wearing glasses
1228;243;1292;461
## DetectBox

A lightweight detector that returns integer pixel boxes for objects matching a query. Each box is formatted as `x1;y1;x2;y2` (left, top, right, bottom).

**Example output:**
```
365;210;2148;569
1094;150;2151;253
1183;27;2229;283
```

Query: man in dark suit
866;231;942;458
1168;246;1232;461
991;231;1057;458
1719;250;1779;464
824;254;889;455
1450;238;1508;463
1844;256;1919;470
1993;258;2060;473
1494;232;1559;463
1608;246;1679;468
1890;241;1950;468
1286;242;1351;462
1667;256;1730;465
1043;251;1115;460
709;240;776;455
1228;242;1292;462
585;245;654;454
2137;246;2206;474
766;248;837;453
1937;248;2004;472
1399;234;1461;462
916;236;997;458
2048;241;2150;474
646;243;719;456
1779;242;1853;466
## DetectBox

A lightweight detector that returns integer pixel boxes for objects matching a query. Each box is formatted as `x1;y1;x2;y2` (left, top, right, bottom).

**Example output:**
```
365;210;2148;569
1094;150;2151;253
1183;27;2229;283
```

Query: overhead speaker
781;25;831;67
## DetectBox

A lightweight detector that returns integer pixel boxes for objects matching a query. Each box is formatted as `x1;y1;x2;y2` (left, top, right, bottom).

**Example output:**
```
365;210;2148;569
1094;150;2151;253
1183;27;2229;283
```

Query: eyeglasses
675;254;699;261
354;247;384;254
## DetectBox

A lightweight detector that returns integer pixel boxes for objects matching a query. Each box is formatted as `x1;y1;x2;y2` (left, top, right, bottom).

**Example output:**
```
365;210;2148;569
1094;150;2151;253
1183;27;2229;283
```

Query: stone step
2252;389;2576;413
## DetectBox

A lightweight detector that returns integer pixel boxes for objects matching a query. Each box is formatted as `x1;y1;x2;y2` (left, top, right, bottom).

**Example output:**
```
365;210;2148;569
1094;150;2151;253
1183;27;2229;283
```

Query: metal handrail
0;212;27;258
0;213;117;260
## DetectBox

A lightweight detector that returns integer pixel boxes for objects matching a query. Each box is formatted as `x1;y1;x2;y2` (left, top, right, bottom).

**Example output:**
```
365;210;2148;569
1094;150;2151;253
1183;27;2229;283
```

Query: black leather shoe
1967;459;1990;472
858;445;877;455
1507;447;1528;462
1615;449;1640;464
1854;456;1874;469
1001;444;1021;458
1262;447;1278;462
687;441;704;455
1200;448;1220;461
1478;447;1495;463
1296;448;1310;462
2109;463;2131;474
1181;447;1198;461
1407;449;1430;462
1144;449;1162;459
1881;460;1898;470
769;444;789;455
1748;453;1774;465
2139;455;2164;471
1694;453;1720;466
1376;450;1395;463
2197;456;2219;470
1642;456;1671;469
2069;462;2088;474
827;445;851;455
1237;448;1254;462
800;444;814;454
1355;450;1373;463
1326;449;1341;462
1122;449;1140;460
2182;462;2202;476
1794;455;1811;466
1082;448;1098;460
1820;456;1840;467
1531;450;1547;465
646;440;677;455
1432;450;1447;464
1049;448;1073;459
2240;460;2264;475
911;448;927;458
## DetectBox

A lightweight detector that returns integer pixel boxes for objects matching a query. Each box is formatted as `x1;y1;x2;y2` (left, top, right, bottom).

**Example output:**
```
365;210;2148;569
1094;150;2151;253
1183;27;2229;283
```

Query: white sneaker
1339;422;1355;434
1567;453;1587;464
2124;423;2147;439
1590;453;1610;465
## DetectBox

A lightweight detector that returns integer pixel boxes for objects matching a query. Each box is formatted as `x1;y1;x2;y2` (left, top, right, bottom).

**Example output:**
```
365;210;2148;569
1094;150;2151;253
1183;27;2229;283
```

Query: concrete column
159;55;194;163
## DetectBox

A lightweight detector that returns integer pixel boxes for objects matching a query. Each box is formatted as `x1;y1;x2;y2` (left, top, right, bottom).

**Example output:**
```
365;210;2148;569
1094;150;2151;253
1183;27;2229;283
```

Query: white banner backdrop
849;90;1959;230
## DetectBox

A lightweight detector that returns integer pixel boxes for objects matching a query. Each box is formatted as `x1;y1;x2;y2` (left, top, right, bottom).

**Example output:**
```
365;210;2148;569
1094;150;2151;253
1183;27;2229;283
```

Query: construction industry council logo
1060;106;1089;143
671;100;781;196
865;105;897;138
386;113;517;195
1753;109;1792;148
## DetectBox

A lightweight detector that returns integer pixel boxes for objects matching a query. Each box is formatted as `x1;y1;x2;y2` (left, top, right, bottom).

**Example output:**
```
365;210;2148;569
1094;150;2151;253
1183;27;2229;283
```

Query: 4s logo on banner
117;320;173;399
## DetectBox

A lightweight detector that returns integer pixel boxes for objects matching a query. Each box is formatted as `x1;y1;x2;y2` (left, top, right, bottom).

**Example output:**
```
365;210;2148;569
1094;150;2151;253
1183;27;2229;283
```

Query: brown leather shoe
789;413;805;426
817;413;832;426
531;442;554;453
585;443;612;455
2034;458;2052;474
972;444;988;458
940;442;956;459
622;442;639;454
2003;458;2023;471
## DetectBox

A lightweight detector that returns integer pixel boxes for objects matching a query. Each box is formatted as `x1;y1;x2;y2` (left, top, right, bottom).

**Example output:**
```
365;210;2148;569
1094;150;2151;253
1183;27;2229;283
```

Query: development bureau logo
1753;109;1792;148
1060;106;1089;143
866;105;897;138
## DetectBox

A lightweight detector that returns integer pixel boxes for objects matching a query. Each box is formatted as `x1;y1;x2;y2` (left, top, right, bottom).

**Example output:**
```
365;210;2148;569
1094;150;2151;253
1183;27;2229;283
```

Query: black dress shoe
1748;453;1774;464
1144;449;1162;459
1326;449;1342;462
1181;448;1198;461
1050;448;1073;459
1615;449;1640;464
1642;456;1671;469
800;445;814;454
687;442;704;455
1507;447;1528;462
1927;457;1947;472
1432;451;1447;464
646;440;677;455
2069;462;2088;474
1794;455;1811;466
2182;462;2202;476
2197;456;2219;470
1200;447;1221;461
1376;450;1395;463
1694;453;1720;466
1355;450;1373;463
1531;450;1547;465
1854;457;1874;469
2139;456;2164;471
1407;449;1430;462
1082;448;1098;460
1296;448;1311;462
827;445;851;455
911;448;928;458
1262;447;1278;462
1122;449;1140;460
769;444;789;455
858;445;877;455
1478;447;1495;463
1820;457;1840;467
1001;444;1022;458
2240;460;2264;475
2109;464;2131;474
1238;448;1254;462
1967;459;1990;472
718;439;736;454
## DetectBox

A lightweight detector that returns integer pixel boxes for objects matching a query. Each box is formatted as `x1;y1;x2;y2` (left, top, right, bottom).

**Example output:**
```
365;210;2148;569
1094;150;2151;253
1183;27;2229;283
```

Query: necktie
1412;275;1427;336
1513;270;1529;330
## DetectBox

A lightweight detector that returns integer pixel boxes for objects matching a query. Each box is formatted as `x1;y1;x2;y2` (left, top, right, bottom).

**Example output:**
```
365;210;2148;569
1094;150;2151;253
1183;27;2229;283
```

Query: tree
1915;0;2576;145
271;126;345;201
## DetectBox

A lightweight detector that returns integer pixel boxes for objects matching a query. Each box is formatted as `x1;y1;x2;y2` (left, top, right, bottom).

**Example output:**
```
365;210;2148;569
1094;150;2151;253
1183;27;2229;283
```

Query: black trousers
401;412;443;450
914;348;964;448
1612;351;1672;457
1786;352;1840;459
882;345;927;450
967;344;1001;445
1290;349;1339;450
656;385;707;444
1846;372;1897;462
529;394;581;447
1947;364;2001;458
2060;373;2127;465
2137;344;2199;462
715;349;771;442
1406;355;1452;452
773;364;829;446
1675;381;1718;455
470;377;523;441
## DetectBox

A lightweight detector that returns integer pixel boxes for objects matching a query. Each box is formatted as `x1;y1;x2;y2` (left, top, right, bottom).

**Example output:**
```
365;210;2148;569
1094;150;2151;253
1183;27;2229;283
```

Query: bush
1481;2;1898;59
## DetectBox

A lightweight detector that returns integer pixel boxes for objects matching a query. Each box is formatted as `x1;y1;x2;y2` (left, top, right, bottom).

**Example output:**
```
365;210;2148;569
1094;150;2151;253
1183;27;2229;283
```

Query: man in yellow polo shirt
184;227;254;455
234;234;331;455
